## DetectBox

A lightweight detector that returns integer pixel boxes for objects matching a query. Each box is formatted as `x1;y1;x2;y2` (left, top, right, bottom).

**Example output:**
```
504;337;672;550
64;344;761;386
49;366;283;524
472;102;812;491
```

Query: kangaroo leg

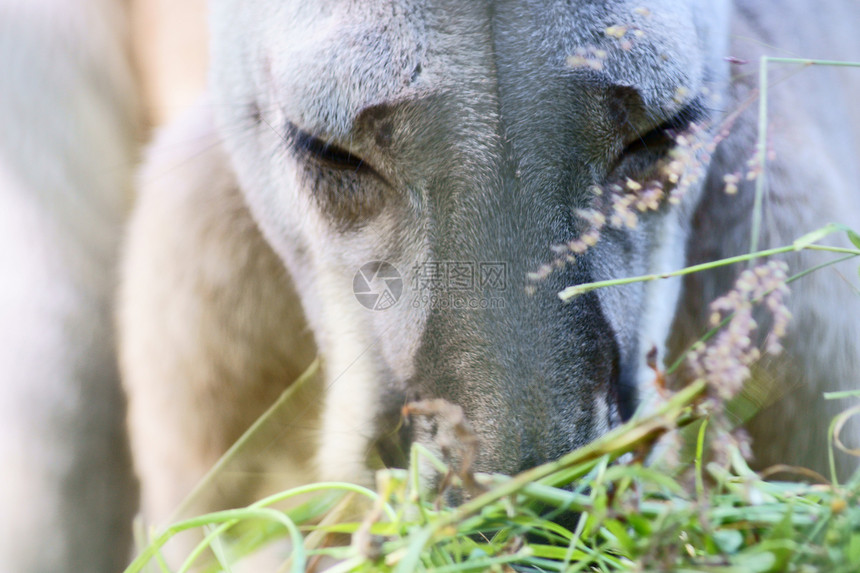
0;1;141;570
119;102;321;561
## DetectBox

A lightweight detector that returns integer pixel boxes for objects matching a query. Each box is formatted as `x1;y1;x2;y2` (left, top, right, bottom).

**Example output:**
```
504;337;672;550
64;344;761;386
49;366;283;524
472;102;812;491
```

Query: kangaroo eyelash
286;122;368;173
621;99;706;157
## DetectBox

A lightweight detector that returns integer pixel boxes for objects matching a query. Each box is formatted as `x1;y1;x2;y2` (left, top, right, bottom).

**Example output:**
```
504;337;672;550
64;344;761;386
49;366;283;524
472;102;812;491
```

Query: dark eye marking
620;99;706;157
285;122;369;173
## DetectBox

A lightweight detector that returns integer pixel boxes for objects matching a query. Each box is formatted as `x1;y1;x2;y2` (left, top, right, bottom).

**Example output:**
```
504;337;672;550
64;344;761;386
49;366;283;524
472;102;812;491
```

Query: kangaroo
2;1;859;571
122;0;860;540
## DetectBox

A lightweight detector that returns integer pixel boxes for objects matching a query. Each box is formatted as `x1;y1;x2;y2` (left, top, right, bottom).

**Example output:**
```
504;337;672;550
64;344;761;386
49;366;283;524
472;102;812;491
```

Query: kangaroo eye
620;100;705;157
288;123;368;172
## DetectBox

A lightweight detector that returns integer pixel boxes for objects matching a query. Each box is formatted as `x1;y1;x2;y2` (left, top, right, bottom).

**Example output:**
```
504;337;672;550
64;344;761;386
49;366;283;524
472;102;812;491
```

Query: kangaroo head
209;1;730;480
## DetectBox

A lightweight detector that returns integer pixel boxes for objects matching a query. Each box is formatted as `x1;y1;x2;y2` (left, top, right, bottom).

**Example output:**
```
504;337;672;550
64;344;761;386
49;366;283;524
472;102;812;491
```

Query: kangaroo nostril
614;353;639;422
603;323;638;425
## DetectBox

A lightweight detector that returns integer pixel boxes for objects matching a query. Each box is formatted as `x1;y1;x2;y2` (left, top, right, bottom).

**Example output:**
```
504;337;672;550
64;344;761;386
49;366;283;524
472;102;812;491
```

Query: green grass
125;371;860;572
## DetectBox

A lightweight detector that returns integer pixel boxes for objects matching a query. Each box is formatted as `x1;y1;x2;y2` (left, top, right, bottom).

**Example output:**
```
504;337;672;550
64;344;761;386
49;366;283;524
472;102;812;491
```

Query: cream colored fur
119;102;321;560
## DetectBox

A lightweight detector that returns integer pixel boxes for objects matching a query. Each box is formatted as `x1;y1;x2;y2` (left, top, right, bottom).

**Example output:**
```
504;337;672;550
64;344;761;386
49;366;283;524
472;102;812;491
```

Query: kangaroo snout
404;266;625;476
